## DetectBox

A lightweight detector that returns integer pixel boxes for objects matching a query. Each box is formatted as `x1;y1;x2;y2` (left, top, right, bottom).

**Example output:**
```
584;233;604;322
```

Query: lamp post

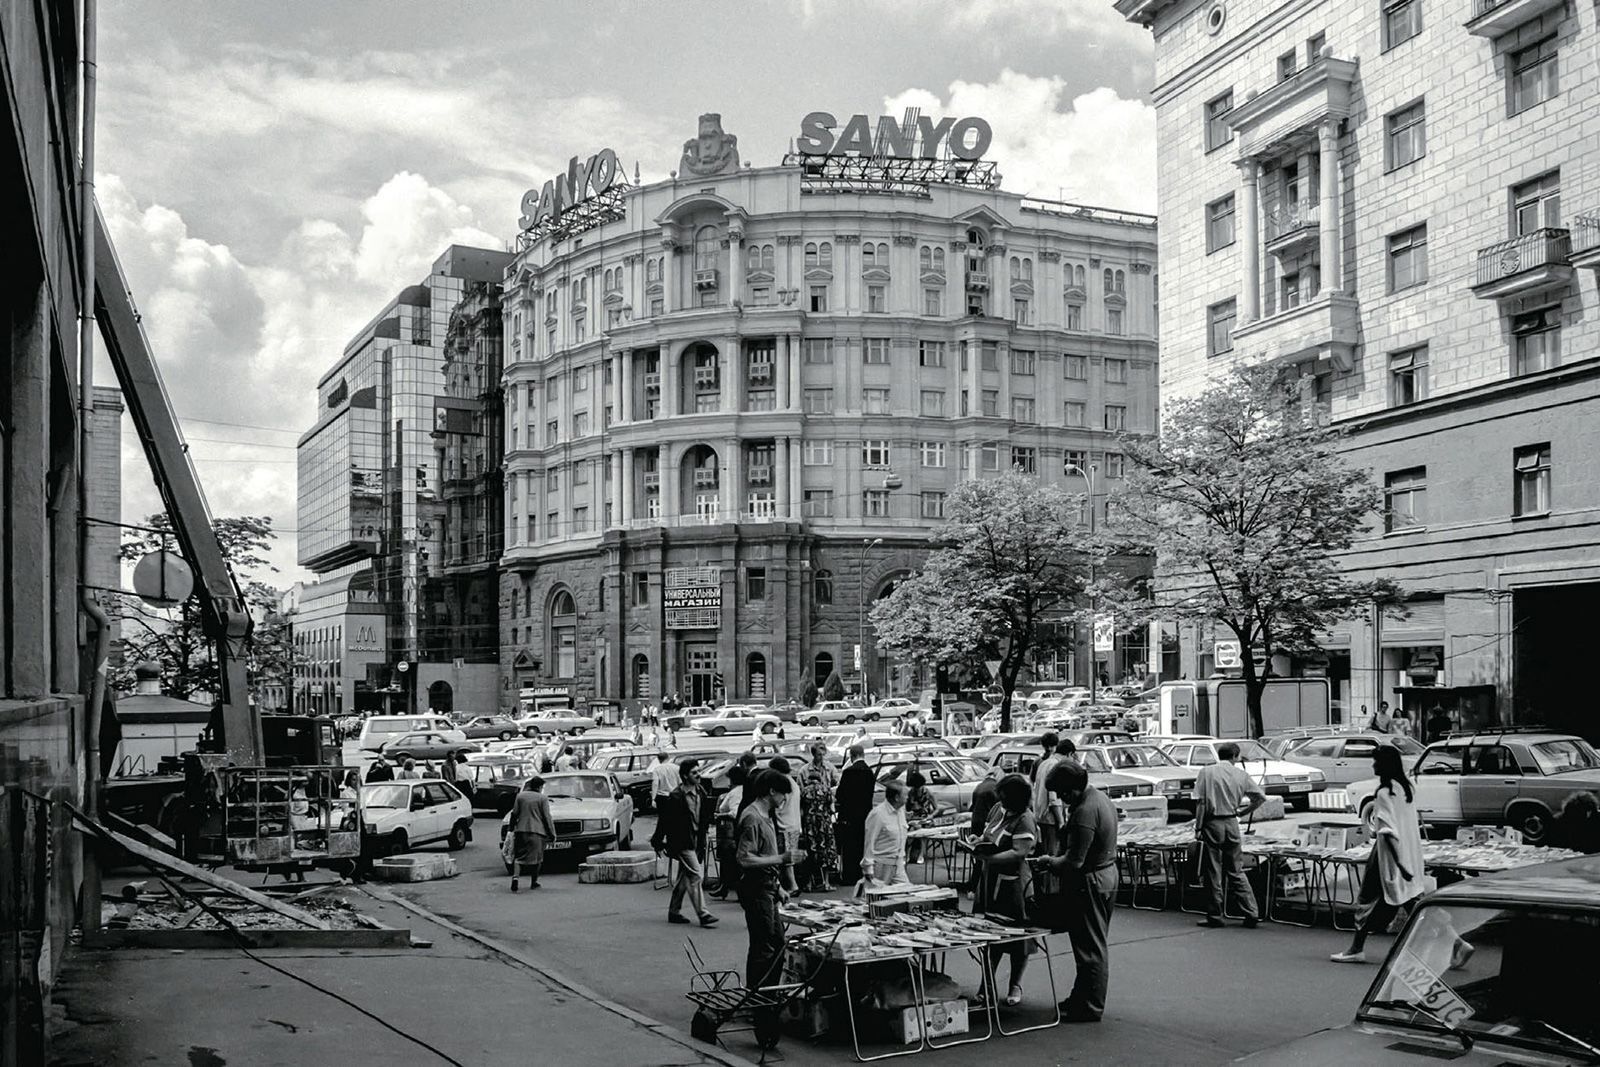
1065;462;1099;707
858;536;883;701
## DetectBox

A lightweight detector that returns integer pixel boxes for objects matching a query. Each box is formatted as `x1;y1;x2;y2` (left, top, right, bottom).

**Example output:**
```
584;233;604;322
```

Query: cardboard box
894;999;970;1044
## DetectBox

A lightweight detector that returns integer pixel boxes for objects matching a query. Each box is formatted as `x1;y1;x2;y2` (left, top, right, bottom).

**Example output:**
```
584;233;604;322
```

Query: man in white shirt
768;757;803;892
1193;741;1268;928
1032;732;1064;852
861;779;911;888
650;751;681;811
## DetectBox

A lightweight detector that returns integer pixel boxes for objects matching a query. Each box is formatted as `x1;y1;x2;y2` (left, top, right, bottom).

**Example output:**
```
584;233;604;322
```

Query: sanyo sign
796;112;993;160
518;148;622;232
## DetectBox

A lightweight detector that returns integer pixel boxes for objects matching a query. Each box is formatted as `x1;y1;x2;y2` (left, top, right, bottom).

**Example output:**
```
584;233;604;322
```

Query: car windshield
1361;903;1600;1056
1100;745;1179;769
361;785;412;809
1529;739;1600;775
1078;750;1114;774
1233;740;1273;761
545;776;612;800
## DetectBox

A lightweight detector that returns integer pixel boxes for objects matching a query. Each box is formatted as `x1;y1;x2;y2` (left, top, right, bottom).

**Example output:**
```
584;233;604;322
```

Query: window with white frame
920;491;947;519
919;340;946;367
803;388;834;414
1010;446;1037;473
1103;452;1126;479
1013;298;1031;324
1107;308;1124;335
923;289;943;316
867;285;886;313
1065;400;1087;427
1389;346;1429;406
573;411;590;437
863;490;891;517
1386;100;1426;170
1065;302;1083;331
803;440;834;465
1513;443;1551;516
863;387;891;415
803;338;834;364
802;489;834;517
1384;467;1427;531
1508;37;1558;117
864;337;891;364
1105;358;1127;383
920;441;946;468
981;390;1000;417
1104;405;1127;431
1012;397;1036;422
863;440;891;468
1387;224;1428;291
1064;354;1087;380
1512;307;1560;376
919;390;946;417
1010;349;1036;375
1064;449;1087;475
1512;171;1561;235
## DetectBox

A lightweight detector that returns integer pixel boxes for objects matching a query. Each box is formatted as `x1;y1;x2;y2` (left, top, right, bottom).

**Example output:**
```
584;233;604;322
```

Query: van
358;714;465;752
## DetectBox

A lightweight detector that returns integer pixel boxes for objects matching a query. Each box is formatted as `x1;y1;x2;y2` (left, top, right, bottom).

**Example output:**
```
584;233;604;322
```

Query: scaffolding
215;765;360;868
517;182;632;250
781;153;1001;197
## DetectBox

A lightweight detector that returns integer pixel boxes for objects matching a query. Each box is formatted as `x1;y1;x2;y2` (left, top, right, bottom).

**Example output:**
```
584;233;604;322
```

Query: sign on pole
853;644;862;671
1213;639;1242;669
1093;614;1115;654
984;659;1003;680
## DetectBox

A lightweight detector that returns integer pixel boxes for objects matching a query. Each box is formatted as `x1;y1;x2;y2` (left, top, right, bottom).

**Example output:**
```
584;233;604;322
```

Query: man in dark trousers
1042;760;1119;1022
835;744;875;886
737;771;805;998
650;758;718;927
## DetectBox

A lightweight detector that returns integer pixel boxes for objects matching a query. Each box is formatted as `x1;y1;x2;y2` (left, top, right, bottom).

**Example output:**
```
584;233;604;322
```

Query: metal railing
1266;200;1319;240
1572;214;1600;256
1474;228;1571;287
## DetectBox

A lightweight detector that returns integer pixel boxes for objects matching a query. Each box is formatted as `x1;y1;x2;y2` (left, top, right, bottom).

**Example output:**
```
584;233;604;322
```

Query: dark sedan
379;732;482;762
459;716;522;741
462;756;539;813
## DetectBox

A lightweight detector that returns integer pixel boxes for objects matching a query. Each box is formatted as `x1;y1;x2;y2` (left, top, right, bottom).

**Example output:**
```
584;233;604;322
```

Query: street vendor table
780;899;1058;1061
906;825;967;885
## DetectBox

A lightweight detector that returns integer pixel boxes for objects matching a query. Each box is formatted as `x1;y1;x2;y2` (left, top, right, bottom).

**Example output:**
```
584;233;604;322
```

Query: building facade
296;246;512;716
1118;0;1600;735
498;116;1159;713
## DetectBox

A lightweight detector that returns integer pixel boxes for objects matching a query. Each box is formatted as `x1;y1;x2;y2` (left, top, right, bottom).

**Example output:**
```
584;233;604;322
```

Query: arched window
694;225;720;273
747;245;762;272
646;258;661;283
598;577;607;611
1103;268;1115;293
631;654;651;698
1115;270;1126;293
933;248;946;272
819;242;833;269
1022;258;1034;281
1074;264;1086;288
747;652;768;699
549;588;577;678
805;242;819;269
967;228;985;247
814;568;833;605
1009;255;1020;276
919;246;932;271
814;652;835;686
761;244;774;271
875;242;888;265
861;243;876;268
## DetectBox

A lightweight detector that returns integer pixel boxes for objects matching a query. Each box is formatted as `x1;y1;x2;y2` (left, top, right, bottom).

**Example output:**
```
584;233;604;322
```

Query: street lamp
1065;461;1100;707
859;536;883;700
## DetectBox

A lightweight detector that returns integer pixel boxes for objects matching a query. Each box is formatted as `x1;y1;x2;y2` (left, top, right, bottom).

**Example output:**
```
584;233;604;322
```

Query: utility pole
858;537;882;700
1066;462;1099;705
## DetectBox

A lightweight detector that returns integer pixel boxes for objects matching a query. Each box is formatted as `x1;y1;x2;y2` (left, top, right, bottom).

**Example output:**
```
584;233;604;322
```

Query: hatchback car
1240;855;1600;1065
1288;733;1426;788
1159;738;1327;809
1347;732;1600;845
379;732;482;762
359;779;474;855
497;770;636;870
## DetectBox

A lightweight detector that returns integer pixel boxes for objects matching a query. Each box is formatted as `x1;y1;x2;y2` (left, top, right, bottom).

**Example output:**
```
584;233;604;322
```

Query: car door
1411;745;1465;824
404;783;437;841
428;782;464;840
1331;737;1379;787
1460;744;1519;825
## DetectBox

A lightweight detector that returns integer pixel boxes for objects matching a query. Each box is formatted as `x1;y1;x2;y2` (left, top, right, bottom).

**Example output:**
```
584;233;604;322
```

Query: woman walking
972;774;1037;1006
799;743;839;891
1331;745;1428;963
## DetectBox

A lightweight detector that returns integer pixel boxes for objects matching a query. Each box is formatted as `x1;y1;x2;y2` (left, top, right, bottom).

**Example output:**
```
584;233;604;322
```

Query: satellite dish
132;549;193;608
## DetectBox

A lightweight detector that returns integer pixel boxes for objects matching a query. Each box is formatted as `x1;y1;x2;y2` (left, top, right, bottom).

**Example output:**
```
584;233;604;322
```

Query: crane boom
92;201;261;766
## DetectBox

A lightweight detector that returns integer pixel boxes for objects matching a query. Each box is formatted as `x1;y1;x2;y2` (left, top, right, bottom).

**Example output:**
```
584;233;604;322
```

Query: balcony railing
965;270;990;290
1572;214;1600;257
747;464;773;485
1474;228;1570;288
1266;200;1319;241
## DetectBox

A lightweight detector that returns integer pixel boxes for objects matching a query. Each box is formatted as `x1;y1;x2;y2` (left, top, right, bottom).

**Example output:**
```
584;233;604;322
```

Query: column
620;350;633;423
998;340;1012;415
722;334;739;412
777;334;792;410
787;334;801;411
1238;159;1261;322
662;340;679;417
609;451;623;528
1318;120;1341;294
662;441;680;521
777;438;790;521
621;447;636;524
729;227;745;303
662;236;678;313
788;437;803;518
721;438;742;518
611;351;624;426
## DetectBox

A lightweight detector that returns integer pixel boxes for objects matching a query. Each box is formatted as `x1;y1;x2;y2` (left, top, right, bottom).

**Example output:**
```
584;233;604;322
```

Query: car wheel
1358;798;1376;834
710;726;727;737
804;717;819;727
844;715;856;725
390;829;409;856
1511;803;1552;846
525;728;539;738
619;830;634;851
499;730;513;741
446;822;469;851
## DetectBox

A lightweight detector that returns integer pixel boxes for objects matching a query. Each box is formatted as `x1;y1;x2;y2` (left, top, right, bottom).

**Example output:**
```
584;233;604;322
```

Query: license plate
547;840;571;850
1288;783;1311;793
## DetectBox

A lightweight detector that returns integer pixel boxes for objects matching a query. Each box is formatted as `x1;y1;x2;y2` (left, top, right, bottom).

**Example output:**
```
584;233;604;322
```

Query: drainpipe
77;0;108;936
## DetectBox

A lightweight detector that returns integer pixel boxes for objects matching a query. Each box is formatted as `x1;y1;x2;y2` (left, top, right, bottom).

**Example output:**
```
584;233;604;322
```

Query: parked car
800;700;865;726
359;779;474;856
1081;743;1200;809
515;710;595;737
982;742;1169;821
584;745;668;809
357;714;466;752
1287;733;1426;788
871;755;993;813
1158;737;1327;810
1061;728;1136;747
1238;854;1600;1065
497;770;636;871
459;715;522;741
462;756;541;814
865;697;922;720
691;706;782;737
766;701;808;723
661;705;711;731
1262;725;1351;757
379;732;482;762
1346;732;1600;845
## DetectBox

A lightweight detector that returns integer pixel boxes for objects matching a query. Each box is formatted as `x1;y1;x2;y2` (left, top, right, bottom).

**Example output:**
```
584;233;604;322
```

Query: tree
798;677;819;707
1104;367;1400;738
112;514;281;701
822;670;846;703
869;473;1091;732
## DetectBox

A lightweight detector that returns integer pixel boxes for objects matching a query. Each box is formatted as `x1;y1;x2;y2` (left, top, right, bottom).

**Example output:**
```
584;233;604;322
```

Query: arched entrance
427;680;454;714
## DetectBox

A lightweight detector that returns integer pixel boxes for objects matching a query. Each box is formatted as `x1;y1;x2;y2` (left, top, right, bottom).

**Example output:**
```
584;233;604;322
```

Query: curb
366;886;759;1067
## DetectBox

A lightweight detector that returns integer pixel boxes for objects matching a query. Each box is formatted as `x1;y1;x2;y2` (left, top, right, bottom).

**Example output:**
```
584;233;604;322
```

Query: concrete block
369;853;459;882
578;850;657;884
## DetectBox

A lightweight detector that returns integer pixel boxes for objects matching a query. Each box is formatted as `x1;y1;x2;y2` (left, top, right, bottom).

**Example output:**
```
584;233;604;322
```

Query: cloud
798;0;1149;51
100;171;503;582
885;71;1156;213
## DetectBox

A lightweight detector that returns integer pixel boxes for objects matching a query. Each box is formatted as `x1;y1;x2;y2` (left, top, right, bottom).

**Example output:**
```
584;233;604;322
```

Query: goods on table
780;899;1041;959
865;884;959;917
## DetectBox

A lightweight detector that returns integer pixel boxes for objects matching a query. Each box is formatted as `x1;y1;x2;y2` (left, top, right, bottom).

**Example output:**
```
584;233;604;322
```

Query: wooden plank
174;906;205;929
69;806;330;930
83;927;410;950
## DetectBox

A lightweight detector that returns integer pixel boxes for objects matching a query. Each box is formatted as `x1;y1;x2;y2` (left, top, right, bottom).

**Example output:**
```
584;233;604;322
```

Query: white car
1158;737;1328;809
690;706;781;737
799;700;865;726
866;697;921;720
498;770;637;871
359;779;475;855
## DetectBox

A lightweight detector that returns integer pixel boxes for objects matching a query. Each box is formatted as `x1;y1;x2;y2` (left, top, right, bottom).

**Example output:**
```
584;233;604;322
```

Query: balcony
1471;229;1573;300
1466;0;1566;37
744;496;777;520
1265;200;1320;256
1224;55;1358;161
692;469;719;489
694;268;719;291
747;464;773;485
643;372;661;394
1231;291;1360;373
1569;215;1600;273
965;270;990;291
748;361;774;383
642;471;660;492
693;368;719;390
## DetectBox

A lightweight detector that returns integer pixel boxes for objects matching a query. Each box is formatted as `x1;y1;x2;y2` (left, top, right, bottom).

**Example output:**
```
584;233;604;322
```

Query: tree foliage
111;514;289;703
1102;367;1400;736
870;473;1091;731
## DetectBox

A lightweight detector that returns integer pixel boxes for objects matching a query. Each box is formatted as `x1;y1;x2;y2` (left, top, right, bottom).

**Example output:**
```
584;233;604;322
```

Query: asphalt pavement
381;806;1375;1066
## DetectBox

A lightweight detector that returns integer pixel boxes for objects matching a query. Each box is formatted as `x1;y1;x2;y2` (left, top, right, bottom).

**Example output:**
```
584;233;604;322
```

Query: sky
96;0;1156;588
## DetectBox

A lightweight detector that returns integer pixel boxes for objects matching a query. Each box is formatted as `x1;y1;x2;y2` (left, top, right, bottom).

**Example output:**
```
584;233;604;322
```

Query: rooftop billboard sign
796;112;993;161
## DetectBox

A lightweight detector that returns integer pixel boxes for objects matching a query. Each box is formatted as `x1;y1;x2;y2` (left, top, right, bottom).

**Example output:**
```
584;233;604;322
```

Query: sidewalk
48;883;753;1067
